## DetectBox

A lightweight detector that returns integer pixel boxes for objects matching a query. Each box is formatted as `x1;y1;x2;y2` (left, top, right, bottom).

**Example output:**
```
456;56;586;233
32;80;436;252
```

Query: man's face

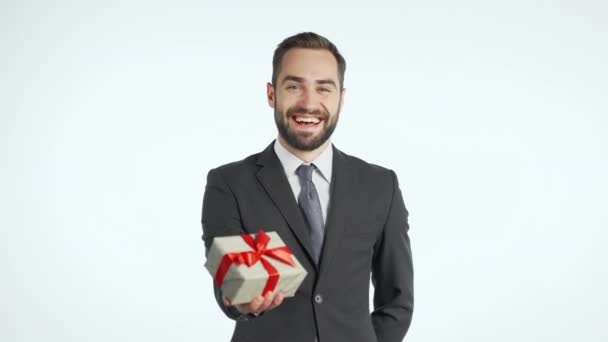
267;48;344;151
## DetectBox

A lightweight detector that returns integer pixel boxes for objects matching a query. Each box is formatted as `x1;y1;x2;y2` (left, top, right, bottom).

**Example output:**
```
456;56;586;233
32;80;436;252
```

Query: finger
259;291;275;311
251;295;265;312
274;291;284;306
239;295;264;314
223;296;232;307
267;291;284;310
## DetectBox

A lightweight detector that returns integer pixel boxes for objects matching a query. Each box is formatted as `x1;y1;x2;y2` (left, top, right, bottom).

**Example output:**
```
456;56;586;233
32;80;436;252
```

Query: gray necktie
296;164;325;264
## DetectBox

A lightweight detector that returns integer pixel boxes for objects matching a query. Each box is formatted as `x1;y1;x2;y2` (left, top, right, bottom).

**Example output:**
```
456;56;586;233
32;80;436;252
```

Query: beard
274;103;340;152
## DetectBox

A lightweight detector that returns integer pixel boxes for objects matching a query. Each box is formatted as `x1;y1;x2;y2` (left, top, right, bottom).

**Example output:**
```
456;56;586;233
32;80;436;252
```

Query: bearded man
201;32;414;342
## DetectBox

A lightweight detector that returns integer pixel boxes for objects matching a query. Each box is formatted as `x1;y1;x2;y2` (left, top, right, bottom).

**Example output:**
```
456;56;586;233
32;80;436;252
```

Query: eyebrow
316;79;338;88
281;75;305;84
281;75;338;88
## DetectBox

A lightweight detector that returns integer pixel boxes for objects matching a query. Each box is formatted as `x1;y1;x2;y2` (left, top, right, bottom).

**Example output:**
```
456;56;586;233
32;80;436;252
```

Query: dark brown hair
272;32;346;90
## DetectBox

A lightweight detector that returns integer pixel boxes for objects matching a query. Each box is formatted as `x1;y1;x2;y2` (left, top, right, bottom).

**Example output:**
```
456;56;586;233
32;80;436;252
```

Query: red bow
214;230;296;298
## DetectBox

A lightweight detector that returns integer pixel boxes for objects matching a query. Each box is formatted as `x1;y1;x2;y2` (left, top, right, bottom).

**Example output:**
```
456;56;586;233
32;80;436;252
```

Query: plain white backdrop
2;0;607;341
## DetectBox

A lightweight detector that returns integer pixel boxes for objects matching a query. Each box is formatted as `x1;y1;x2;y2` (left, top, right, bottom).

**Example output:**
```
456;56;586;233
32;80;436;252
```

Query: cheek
281;99;300;113
323;98;341;113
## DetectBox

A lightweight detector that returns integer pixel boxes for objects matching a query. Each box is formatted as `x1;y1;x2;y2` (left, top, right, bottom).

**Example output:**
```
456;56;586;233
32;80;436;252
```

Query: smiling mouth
293;115;321;124
290;115;323;130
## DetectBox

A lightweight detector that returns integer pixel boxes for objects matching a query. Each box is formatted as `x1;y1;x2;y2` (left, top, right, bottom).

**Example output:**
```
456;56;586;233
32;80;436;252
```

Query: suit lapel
255;142;317;268
318;145;350;278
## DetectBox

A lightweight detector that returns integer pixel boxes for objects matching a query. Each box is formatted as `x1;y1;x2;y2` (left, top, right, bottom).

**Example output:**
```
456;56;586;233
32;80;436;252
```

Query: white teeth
295;117;320;123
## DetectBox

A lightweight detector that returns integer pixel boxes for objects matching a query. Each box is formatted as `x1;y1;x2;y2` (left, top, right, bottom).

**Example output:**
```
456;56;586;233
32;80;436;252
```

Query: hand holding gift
205;229;308;312
222;290;285;315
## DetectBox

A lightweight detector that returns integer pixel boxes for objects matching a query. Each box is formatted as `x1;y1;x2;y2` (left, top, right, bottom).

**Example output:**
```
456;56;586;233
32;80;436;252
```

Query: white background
2;0;607;341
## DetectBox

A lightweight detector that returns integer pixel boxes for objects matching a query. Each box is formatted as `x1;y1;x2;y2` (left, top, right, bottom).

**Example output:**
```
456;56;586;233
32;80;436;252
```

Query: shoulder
206;150;261;183
335;148;404;218
336;148;397;185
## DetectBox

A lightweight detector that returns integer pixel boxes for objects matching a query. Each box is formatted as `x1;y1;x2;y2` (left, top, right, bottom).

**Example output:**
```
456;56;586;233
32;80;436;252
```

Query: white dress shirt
273;139;333;225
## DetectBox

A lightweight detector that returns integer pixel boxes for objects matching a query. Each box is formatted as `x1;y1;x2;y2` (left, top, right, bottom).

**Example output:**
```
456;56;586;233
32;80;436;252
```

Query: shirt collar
273;139;333;184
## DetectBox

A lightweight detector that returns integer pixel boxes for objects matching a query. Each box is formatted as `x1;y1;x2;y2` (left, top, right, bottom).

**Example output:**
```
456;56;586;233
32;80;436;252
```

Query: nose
298;87;320;110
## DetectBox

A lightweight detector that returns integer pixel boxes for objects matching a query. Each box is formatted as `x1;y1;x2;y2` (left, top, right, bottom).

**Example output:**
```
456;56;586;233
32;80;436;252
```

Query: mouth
290;115;323;131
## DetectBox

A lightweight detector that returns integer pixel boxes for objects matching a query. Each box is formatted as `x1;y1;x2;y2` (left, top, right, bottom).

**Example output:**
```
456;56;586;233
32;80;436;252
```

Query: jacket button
314;294;323;304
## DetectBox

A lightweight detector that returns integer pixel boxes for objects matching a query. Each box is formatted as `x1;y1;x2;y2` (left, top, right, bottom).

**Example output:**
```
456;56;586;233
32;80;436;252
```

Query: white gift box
205;231;308;305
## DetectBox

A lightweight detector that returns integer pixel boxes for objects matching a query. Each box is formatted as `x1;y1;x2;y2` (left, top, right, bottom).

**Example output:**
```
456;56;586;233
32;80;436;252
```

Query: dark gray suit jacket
202;141;414;342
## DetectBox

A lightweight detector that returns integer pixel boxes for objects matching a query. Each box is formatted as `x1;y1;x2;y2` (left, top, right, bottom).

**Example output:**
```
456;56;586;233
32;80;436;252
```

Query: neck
277;136;331;163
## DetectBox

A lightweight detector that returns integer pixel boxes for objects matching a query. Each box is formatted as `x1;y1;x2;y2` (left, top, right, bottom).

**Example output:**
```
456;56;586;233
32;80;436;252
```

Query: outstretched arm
202;168;283;320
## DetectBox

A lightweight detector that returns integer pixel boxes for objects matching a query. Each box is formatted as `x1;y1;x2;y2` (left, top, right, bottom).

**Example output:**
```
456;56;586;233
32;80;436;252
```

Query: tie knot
296;164;315;182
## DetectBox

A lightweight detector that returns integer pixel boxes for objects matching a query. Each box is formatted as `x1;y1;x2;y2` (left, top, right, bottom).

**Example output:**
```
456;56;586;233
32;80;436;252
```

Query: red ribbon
214;230;296;298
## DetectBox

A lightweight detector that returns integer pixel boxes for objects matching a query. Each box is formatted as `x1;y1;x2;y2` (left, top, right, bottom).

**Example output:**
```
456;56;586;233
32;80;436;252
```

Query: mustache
286;106;329;119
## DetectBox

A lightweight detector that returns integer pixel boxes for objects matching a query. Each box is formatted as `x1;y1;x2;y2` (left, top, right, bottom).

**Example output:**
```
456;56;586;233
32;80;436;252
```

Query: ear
339;87;346;110
266;82;275;108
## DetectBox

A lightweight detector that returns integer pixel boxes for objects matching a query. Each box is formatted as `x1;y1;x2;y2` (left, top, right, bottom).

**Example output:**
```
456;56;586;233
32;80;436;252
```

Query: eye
319;87;331;93
286;84;299;90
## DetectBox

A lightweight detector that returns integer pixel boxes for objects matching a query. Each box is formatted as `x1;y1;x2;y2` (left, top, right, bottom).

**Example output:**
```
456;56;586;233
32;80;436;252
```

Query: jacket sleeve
370;170;414;342
201;167;256;321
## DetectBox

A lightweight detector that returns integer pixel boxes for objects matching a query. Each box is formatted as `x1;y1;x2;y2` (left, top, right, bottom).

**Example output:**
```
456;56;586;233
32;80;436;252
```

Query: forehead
278;48;339;82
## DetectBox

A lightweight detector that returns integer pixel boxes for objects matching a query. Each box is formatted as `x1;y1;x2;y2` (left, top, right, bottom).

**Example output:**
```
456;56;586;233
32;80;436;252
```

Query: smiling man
202;32;414;342
271;47;342;155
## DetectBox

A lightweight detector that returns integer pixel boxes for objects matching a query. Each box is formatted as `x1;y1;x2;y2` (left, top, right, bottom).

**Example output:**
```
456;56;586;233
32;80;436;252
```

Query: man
202;32;413;342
